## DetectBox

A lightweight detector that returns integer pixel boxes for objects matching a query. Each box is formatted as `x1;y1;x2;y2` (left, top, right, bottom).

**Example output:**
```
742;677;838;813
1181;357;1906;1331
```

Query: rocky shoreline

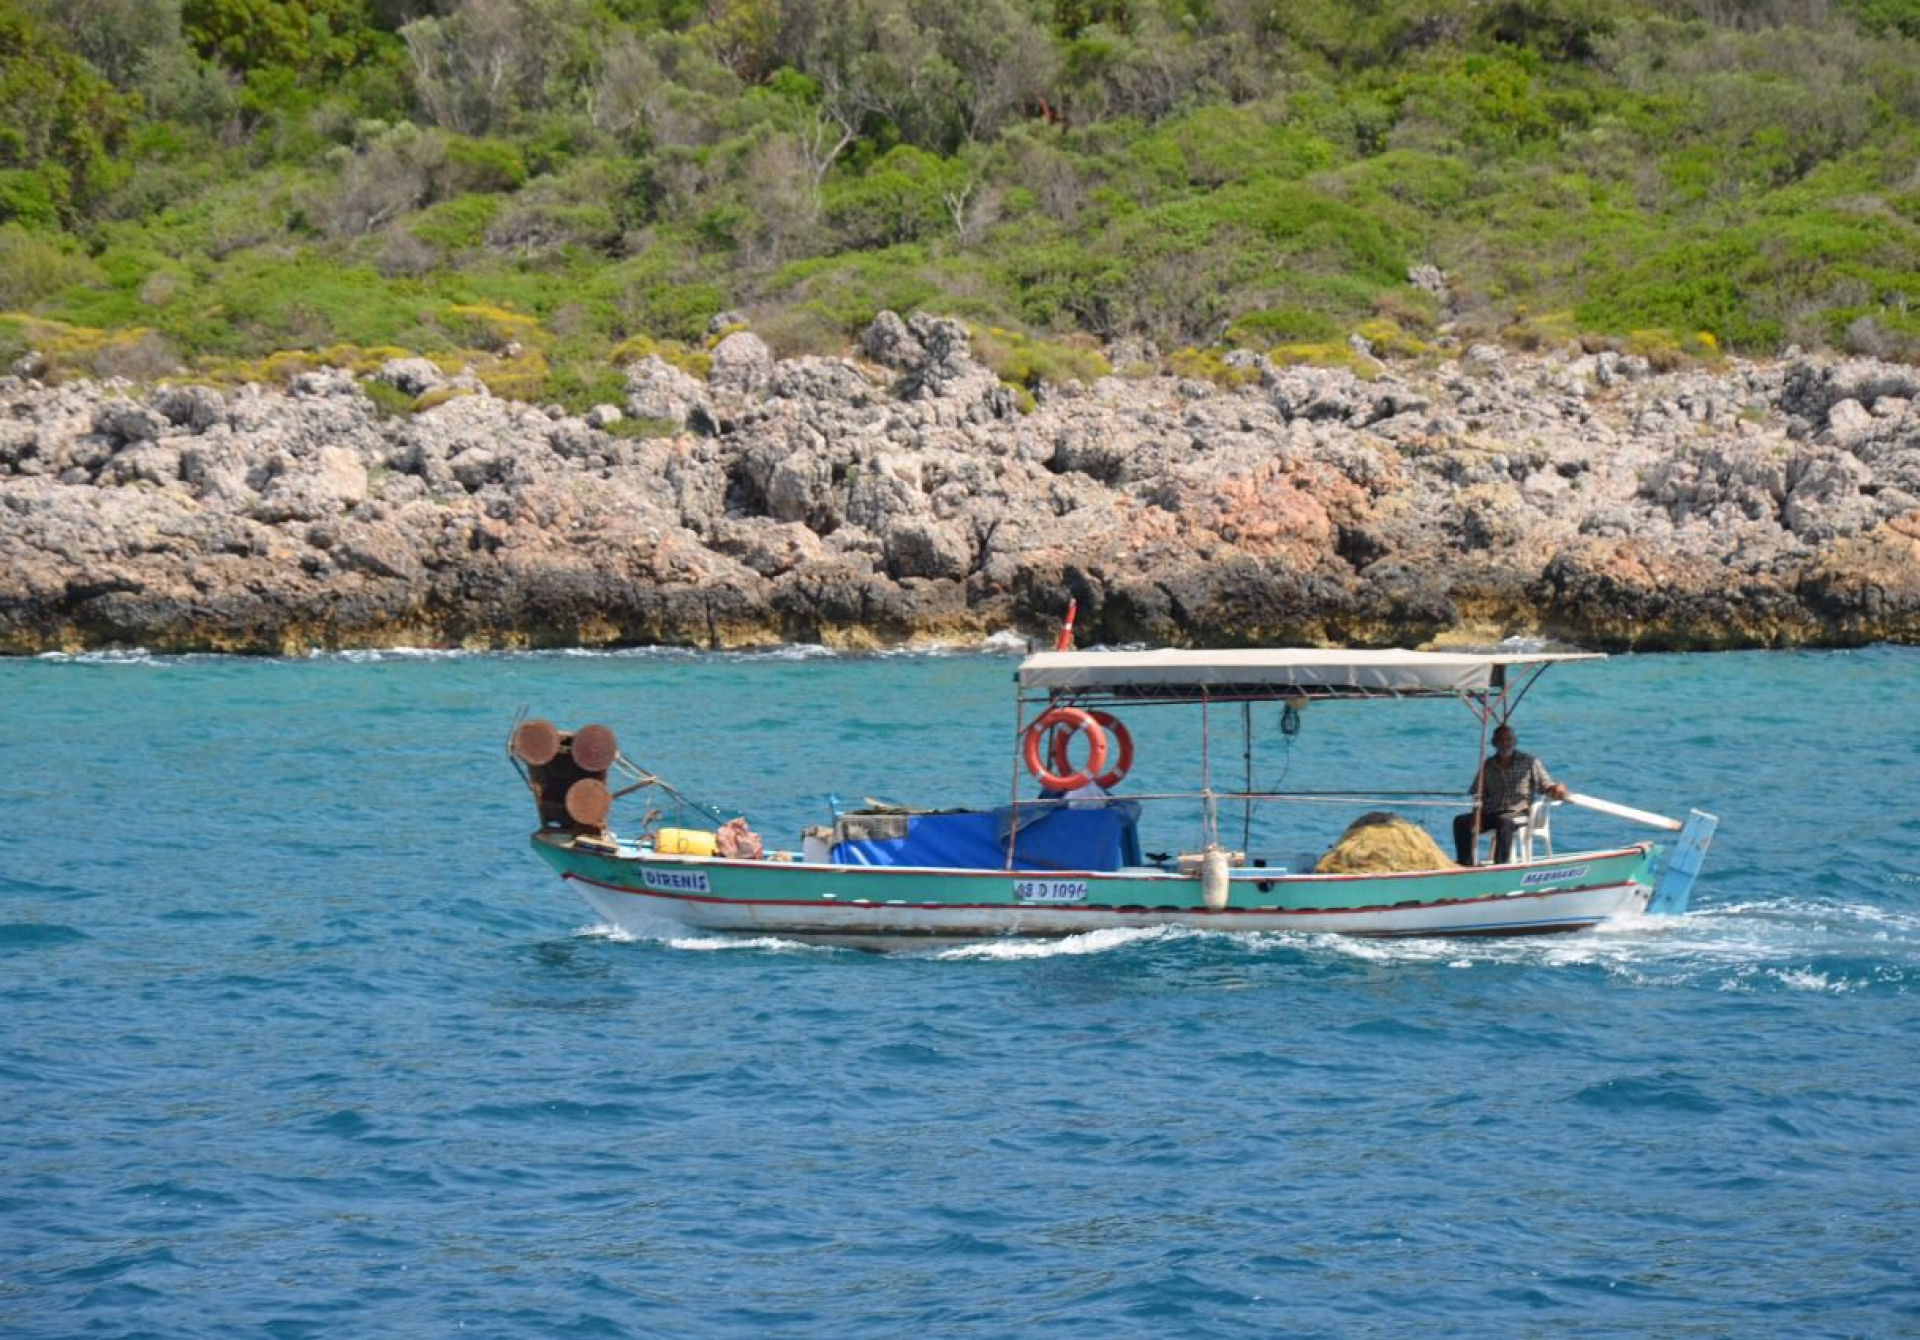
3;312;1918;655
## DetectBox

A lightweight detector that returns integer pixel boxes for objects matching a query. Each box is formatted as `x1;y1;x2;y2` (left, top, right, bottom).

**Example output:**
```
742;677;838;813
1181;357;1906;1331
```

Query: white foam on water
573;921;640;942
930;924;1194;961
36;648;164;666
1766;967;1848;993
563;894;1913;989
1307;933;1462;965
1708;897;1920;935
320;646;474;662
876;631;1039;657
1153;894;1917;994
664;934;830;953
736;643;838;661
572;921;827;953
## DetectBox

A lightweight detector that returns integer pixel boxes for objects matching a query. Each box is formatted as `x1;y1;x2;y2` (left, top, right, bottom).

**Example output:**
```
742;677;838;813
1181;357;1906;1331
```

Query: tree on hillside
182;0;382;72
27;0;184;87
0;3;134;225
401;0;593;133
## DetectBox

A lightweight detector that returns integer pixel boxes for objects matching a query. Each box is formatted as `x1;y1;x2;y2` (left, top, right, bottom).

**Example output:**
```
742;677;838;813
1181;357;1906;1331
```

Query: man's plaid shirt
1470;750;1556;816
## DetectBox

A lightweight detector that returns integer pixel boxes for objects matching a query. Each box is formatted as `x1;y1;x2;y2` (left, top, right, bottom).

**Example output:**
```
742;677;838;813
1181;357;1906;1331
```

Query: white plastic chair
1518;797;1555;861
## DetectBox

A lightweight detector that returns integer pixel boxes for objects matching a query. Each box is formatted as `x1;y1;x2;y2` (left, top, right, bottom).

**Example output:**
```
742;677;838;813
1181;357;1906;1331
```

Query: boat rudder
1648;809;1717;915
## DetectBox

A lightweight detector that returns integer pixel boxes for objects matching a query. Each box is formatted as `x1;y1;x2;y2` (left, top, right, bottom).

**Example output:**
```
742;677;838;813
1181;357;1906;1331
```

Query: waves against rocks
2;313;1917;653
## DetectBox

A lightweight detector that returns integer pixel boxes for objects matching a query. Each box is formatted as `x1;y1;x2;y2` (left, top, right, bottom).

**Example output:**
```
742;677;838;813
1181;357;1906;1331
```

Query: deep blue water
3;644;1918;1339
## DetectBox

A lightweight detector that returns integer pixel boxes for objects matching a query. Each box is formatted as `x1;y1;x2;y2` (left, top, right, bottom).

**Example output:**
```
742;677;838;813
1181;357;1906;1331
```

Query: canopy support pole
1005;689;1026;872
1468;696;1491;864
1200;689;1217;849
1240;702;1253;853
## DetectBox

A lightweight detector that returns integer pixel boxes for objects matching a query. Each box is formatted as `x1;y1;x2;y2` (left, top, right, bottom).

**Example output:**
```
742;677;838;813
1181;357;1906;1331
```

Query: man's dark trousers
1454;808;1523;866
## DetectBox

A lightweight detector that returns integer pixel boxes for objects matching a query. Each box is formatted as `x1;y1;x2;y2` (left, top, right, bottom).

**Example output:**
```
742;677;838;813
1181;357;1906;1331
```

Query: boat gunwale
557;867;1649;917
533;831;1655;885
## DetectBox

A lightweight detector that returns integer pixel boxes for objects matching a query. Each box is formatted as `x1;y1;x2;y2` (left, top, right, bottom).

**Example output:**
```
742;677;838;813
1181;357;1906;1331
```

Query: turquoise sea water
3;644;1918;1338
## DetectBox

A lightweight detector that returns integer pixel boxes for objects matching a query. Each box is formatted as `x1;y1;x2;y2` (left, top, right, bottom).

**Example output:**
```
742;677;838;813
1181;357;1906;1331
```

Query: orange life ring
1022;706;1109;791
1052;709;1132;789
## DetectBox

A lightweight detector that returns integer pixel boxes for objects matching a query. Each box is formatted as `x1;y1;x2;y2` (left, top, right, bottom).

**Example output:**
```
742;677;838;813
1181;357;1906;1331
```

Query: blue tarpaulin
830;807;1137;872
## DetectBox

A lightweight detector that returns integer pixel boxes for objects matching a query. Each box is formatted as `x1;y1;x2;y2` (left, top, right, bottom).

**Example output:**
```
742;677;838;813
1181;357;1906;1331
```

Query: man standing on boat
1455;724;1569;866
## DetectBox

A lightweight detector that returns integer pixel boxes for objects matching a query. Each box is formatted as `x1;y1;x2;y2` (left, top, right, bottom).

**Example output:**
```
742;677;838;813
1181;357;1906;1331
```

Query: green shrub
442;137;528;194
1569;207;1920;353
0;316;25;370
407;194;504;251
1167;346;1261;386
0;225;102;308
1501;308;1581;350
1353;318;1431;358
1370;287;1440;332
608;333;711;378
1268;341;1377;376
768;247;954;337
1132;104;1339;191
1228;307;1340;346
1383;53;1569;156
412;386;474;412
0;168;66;230
1839;0;1920;38
440;302;544;352
822;147;959;249
544;357;629;414
1328;151;1475;215
1624;328;1687;371
970;326;1111;388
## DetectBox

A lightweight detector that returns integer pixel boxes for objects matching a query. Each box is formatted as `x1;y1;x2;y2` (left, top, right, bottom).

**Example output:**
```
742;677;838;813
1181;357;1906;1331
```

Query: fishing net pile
1314;811;1452;874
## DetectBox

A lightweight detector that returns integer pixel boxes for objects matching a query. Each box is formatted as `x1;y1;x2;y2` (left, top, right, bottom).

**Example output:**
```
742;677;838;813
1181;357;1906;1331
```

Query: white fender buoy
1201;846;1230;912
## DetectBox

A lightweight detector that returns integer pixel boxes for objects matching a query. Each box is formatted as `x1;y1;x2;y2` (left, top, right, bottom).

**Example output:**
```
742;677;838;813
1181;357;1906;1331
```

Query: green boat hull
531;832;1662;948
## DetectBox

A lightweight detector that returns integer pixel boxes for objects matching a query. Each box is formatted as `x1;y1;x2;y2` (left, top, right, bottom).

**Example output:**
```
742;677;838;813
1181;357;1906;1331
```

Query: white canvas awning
1017;648;1602;699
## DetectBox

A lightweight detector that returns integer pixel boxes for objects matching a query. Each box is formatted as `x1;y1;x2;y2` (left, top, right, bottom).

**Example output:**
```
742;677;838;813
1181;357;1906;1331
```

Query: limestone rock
1822;398;1878;448
93;400;161;446
770;357;876;405
155;384;225;433
252;446;369;523
1784;450;1876;541
289;368;357;398
4;341;1920;653
624;356;712;431
373;357;445;397
884;517;972;580
862;311;922;370
708;331;774;396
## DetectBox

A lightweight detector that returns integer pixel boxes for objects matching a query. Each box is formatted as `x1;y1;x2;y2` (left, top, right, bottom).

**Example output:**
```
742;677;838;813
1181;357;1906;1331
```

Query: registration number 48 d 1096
1013;879;1089;904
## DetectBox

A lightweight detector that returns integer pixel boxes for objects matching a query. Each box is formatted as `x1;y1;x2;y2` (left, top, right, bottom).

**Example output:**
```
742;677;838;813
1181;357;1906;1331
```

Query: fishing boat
512;646;1717;949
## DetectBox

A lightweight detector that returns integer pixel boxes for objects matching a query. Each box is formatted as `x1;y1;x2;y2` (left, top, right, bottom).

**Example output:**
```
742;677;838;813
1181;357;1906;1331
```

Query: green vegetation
1;0;1916;396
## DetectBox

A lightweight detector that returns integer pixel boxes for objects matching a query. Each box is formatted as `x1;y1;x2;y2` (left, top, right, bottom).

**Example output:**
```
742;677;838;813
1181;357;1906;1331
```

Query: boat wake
1303;896;1919;992
907;896;1920;991
929;925;1198;961
571;922;833;954
568;897;1917;990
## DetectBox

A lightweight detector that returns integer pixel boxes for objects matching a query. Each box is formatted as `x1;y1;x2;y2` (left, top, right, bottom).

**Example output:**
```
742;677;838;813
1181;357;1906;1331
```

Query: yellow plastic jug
654;827;717;856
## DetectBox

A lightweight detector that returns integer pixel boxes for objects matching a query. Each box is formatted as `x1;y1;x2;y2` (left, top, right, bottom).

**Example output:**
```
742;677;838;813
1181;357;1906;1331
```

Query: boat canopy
1017;647;1602;702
